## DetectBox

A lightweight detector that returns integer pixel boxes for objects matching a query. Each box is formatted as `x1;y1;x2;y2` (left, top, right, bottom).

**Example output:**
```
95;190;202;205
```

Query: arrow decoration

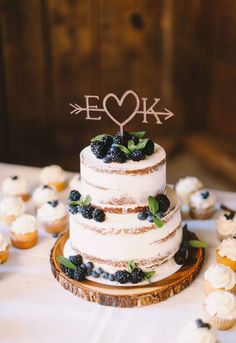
69;90;174;134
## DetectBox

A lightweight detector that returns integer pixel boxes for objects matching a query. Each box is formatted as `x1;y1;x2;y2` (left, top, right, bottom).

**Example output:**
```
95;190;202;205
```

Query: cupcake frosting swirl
0;196;25;216
0;232;10;252
218;238;236;261
37;201;66;221
204;263;235;290
2;176;27;196
177;320;218;343
175;177;203;204
11;214;37;234
189;190;216;210
217;213;236;237
205;291;236;319
32;185;56;207
40;165;65;184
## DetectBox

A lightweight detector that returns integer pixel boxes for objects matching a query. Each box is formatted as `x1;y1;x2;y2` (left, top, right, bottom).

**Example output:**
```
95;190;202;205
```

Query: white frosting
175;177;203;204
189;190;216;210
218;238;236;261
32;185;56;207
40;165;65;184
2;176;27;196
0;196;25;217
70;187;182;272
69;174;81;191
205;291;236;320
0;232;10;252
217;213;236;237
204;264;236;290
80;144;166;207
177;321;218;343
11;214;37;234
37;201;67;222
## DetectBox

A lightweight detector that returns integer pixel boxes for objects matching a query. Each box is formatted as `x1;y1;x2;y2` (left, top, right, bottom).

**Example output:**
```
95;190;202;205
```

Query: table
0;163;236;343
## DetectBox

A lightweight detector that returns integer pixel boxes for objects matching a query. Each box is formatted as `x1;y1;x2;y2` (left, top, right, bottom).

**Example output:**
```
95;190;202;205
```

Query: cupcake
2;175;30;201
204;290;236;330
37;200;67;234
216;238;236;272
0;196;25;225
189;190;216;219
69;174;81;191
175;176;203;205
10;214;38;249
40;165;66;192
177;319;219;343
204;264;236;295
0;232;10;264
32;184;56;208
216;212;236;241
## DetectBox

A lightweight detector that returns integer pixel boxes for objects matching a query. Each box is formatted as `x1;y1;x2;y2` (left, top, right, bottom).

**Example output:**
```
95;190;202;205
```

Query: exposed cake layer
80;143;166;207
69;187;182;274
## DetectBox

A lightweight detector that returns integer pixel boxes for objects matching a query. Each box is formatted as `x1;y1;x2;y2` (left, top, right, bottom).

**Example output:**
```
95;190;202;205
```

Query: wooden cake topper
70;90;174;135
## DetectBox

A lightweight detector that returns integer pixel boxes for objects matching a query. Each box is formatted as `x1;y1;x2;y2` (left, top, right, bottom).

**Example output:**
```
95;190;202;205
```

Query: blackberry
156;194;170;213
143;139;154;156
137;211;148;221
157;211;165;218
109;274;115;281
131;149;145;161
113;131;131;146
60;264;74;278
196;319;211;330
81;205;94;219
114;270;131;284
74;266;87;281
110;147;127;163
131;135;139;145
93;208;105;222
90;141;107;159
68;189;81;201
69;255;82;266
201;191;209;199
174;246;188;265
48;200;58;208
68;204;79;215
101;135;113;148
130;268;145;284
224;212;235;220
103;154;113;164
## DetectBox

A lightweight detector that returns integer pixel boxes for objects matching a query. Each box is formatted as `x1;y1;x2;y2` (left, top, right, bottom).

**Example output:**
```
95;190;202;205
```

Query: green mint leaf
57;256;76;270
188;240;209;248
135;138;149;151
127;140;135;152
127;260;137;273
113;144;130;155
83;195;92;206
144;271;155;283
69;200;79;206
91;134;112;142
130;131;146;138
153;215;163;228
148;196;159;215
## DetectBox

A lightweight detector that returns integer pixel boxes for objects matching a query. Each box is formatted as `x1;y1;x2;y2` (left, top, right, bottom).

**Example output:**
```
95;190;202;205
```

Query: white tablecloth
0;163;236;343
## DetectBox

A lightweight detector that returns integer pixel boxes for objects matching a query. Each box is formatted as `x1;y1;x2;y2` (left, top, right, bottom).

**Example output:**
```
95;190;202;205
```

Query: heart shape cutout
103;90;140;131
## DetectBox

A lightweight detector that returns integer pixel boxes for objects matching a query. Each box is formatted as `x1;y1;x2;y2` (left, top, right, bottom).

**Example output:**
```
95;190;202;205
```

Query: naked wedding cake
64;131;185;285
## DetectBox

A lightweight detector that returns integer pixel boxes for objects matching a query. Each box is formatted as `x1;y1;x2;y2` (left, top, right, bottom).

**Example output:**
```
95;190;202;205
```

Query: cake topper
70;90;174;135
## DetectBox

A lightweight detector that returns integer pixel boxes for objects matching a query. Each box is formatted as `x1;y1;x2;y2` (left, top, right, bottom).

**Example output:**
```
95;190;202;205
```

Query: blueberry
86;268;93;276
68;204;78;215
96;267;104;275
103;272;110;279
85;262;94;269
80;263;87;270
147;215;154;223
11;175;18;180
103;154;113;164
108;274;115;281
201;191;210;199
48;200;58;207
137;211;148;220
92;270;100;278
43;184;52;189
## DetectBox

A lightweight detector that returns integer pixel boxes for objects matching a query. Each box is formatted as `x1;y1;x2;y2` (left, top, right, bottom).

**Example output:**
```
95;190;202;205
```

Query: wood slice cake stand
50;231;205;308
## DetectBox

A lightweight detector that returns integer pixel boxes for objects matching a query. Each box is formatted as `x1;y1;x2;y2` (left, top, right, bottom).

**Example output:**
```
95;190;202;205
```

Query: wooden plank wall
0;0;235;170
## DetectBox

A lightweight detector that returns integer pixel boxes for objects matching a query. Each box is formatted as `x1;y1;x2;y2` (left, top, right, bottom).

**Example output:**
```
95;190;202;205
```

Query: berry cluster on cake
63;131;186;285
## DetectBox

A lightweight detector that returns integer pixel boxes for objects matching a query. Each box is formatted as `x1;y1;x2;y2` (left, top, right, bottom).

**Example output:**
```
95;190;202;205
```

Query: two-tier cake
63;131;185;285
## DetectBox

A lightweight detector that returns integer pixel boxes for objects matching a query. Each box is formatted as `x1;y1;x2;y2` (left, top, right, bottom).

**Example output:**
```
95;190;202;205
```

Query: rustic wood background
0;0;235;182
